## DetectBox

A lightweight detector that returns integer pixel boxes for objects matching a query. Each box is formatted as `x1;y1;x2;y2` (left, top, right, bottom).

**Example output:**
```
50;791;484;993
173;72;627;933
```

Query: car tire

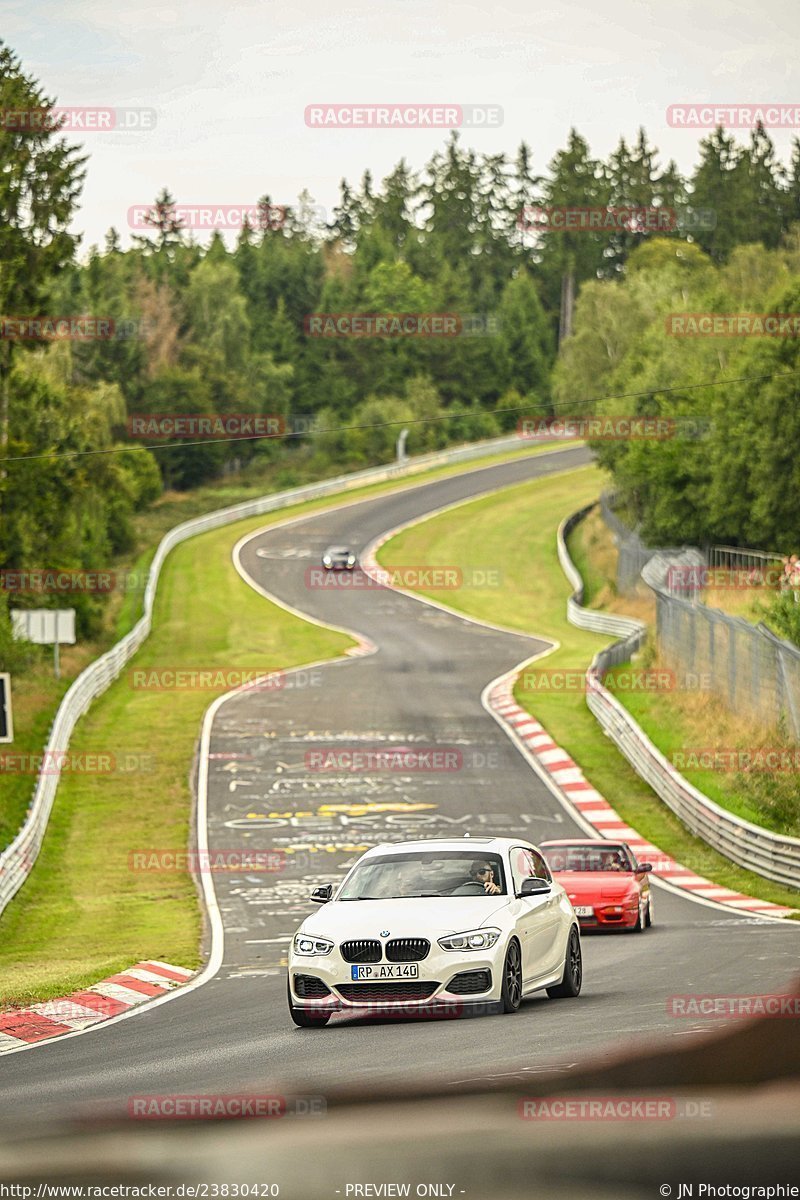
288;982;331;1028
632;897;645;932
500;939;522;1013
645;891;653;927
547;927;582;999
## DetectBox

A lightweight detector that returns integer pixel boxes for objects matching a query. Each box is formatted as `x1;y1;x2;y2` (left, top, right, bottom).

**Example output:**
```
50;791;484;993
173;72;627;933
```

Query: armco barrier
558;506;647;644
558;508;800;889
0;434;555;918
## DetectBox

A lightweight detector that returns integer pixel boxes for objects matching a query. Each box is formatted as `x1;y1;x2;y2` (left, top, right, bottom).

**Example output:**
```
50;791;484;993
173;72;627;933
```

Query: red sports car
540;839;654;932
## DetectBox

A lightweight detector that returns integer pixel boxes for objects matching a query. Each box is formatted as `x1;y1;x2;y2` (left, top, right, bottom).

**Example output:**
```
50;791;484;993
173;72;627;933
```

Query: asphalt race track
2;443;798;1125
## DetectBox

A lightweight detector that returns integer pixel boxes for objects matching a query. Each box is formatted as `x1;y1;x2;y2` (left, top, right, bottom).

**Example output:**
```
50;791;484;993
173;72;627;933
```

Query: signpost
0;673;12;743
10;609;76;679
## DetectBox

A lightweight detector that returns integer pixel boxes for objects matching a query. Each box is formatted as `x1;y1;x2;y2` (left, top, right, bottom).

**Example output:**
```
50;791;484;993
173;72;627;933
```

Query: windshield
337;850;507;899
542;844;634;872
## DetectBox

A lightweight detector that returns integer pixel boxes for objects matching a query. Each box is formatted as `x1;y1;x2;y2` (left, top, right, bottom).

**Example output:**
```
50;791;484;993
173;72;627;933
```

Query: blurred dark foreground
1;977;798;1199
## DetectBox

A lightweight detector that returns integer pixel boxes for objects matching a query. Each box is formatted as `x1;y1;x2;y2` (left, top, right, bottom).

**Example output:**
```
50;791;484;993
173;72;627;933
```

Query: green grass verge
608;678;764;826
1;438;579;851
571;516;798;839
377;466;800;914
566;511;612;609
0;439;581;1005
0;517;352;1004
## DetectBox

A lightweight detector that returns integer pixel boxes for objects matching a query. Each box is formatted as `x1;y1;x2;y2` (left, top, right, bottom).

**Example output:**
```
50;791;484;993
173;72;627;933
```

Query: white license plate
573;906;594;917
350;964;419;981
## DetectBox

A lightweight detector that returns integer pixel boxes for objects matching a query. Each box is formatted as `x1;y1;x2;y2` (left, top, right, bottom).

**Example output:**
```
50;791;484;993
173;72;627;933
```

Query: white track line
3;445;582;1055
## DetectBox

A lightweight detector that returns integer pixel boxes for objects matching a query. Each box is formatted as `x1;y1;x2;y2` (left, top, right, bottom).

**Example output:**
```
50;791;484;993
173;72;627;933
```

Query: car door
509;847;561;987
629;846;651;913
527;847;566;972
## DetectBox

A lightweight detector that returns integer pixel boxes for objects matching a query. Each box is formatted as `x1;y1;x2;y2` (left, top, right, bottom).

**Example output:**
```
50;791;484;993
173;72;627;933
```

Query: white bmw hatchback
287;836;582;1026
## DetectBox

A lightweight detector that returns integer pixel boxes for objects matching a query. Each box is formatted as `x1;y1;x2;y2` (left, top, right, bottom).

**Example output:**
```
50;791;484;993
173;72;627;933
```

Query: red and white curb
488;677;796;919
0;961;194;1054
363;525;795;920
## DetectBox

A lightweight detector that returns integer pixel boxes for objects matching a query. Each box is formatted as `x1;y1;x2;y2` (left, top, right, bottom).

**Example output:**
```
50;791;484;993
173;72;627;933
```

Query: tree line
2;36;800;647
555;234;800;553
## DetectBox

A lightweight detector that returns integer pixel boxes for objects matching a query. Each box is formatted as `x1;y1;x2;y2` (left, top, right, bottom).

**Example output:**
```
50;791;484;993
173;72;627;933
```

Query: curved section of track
1;444;797;1126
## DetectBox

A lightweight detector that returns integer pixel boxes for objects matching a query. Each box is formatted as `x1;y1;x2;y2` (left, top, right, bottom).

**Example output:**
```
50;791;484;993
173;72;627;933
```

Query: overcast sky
3;0;797;252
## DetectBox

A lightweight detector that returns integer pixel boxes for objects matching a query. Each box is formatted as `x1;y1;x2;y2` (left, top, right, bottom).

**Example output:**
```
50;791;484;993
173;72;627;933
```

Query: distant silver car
322;546;356;571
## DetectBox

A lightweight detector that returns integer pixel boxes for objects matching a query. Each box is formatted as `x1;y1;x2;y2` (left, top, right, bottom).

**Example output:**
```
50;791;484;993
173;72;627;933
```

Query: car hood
298;896;510;940
554;872;638;901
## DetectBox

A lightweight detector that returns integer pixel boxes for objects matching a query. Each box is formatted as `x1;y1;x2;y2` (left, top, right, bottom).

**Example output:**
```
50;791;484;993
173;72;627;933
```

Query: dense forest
1;39;800;651
555;235;800;552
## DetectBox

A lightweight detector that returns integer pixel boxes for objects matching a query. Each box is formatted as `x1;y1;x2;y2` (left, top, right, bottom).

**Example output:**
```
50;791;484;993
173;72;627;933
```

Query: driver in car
463;860;501;895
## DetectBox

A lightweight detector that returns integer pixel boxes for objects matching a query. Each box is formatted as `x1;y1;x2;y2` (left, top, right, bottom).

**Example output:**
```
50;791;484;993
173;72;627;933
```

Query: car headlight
322;556;332;566
293;934;334;956
347;555;356;565
438;928;501;952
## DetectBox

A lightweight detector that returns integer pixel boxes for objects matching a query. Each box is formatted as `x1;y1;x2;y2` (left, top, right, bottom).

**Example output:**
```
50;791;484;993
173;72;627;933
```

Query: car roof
540;839;629;849
361;836;535;858
325;545;351;553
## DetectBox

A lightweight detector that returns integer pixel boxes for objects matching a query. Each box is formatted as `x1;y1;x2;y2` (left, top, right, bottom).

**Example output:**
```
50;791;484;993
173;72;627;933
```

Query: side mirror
636;863;653;873
310;884;333;904
520;876;552;897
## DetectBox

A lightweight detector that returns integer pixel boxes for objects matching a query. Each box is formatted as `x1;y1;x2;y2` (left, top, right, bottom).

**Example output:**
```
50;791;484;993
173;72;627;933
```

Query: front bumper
289;945;503;1013
576;901;640;930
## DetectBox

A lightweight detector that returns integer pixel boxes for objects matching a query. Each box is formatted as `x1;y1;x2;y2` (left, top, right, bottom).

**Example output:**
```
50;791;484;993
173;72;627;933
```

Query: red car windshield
542;845;634;872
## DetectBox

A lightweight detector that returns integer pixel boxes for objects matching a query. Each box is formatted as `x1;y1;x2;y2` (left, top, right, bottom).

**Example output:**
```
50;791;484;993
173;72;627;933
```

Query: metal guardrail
708;544;783;573
646;552;800;740
0;433;538;918
601;492;800;738
558;506;648;643
558;506;800;890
